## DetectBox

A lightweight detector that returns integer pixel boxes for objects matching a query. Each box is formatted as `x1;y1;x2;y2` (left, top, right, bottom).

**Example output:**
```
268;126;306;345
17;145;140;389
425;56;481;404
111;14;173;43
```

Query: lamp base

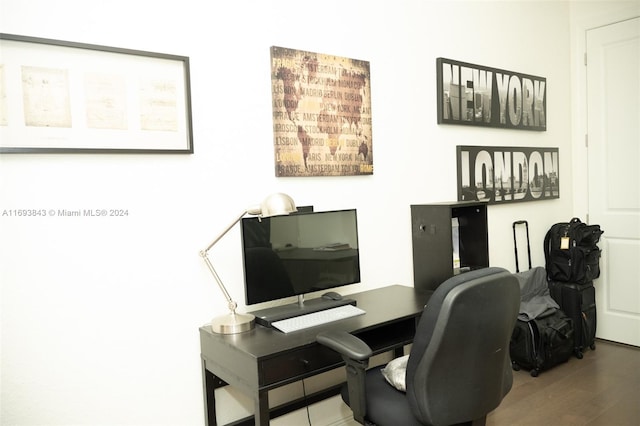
211;312;256;334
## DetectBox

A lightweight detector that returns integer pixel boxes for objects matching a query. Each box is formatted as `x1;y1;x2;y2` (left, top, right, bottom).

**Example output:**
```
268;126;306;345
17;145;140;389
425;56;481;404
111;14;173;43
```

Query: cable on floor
302;378;312;425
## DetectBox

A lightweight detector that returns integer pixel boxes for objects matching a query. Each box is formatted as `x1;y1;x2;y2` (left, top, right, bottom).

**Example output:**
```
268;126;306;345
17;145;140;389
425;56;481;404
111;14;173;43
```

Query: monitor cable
302;378;312;425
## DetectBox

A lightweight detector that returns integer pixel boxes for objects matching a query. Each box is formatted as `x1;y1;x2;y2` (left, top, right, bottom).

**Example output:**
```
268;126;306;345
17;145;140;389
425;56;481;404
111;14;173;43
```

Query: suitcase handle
513;220;532;272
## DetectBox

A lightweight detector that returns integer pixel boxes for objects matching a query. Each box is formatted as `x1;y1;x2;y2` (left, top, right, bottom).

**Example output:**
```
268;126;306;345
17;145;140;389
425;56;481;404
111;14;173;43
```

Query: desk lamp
200;193;297;334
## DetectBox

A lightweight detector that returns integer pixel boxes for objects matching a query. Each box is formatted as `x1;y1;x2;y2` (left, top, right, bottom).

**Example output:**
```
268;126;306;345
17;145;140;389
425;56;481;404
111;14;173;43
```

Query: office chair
317;267;520;426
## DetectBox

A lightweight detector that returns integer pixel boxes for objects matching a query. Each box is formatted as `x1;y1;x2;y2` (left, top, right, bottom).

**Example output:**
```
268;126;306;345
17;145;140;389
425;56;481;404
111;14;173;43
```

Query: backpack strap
543;228;552;268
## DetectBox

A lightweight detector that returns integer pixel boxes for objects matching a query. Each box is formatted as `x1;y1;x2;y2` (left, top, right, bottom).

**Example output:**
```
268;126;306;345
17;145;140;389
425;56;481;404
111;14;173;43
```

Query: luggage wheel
511;362;520;371
575;350;584;359
530;369;539;377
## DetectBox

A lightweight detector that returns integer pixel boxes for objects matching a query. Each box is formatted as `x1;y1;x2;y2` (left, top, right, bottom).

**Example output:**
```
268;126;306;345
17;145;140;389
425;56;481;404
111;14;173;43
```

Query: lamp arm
201;254;238;313
202;210;248;253
200;209;248;313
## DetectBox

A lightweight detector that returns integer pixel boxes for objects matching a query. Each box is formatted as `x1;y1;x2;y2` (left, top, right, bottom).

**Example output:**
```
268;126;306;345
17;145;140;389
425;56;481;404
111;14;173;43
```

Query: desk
199;285;429;426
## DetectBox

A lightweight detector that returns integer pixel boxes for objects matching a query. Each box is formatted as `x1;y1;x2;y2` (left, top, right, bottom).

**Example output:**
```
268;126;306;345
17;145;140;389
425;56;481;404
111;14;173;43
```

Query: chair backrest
406;267;520;426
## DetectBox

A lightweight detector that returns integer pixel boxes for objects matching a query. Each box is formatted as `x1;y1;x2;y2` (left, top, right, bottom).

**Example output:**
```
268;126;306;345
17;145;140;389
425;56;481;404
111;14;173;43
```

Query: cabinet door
411;202;488;293
411;205;454;292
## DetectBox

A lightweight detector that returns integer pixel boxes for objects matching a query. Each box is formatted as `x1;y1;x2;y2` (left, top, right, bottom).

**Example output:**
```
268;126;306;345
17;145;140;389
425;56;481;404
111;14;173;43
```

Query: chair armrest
317;330;372;425
316;330;373;361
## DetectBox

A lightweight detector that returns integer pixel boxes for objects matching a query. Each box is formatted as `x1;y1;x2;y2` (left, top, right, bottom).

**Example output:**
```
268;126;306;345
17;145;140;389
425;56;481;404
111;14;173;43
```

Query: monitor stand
249;294;356;328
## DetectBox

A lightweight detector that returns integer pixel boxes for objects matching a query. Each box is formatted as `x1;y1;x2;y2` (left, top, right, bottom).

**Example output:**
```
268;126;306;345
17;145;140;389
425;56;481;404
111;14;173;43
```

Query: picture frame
0;33;193;153
456;145;559;204
437;58;546;131
270;46;374;177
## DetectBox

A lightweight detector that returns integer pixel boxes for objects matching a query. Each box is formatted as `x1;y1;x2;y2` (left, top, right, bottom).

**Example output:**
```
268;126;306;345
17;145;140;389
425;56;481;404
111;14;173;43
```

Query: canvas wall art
270;46;373;177
437;58;546;131
457;145;559;204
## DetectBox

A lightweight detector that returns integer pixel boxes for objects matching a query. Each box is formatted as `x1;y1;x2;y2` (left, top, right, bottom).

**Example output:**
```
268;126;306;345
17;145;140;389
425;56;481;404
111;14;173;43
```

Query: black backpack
544;218;604;284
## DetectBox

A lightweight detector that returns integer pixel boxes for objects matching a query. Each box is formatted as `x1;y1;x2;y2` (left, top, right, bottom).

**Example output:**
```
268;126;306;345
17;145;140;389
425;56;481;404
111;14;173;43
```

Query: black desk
199;285;429;426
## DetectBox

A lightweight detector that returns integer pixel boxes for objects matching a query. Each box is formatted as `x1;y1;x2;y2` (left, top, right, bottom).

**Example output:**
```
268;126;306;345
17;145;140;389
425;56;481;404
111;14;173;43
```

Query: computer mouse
321;291;343;301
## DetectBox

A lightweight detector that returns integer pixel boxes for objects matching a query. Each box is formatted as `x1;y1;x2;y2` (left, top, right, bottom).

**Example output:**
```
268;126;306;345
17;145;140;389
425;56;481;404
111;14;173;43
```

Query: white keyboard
272;304;366;333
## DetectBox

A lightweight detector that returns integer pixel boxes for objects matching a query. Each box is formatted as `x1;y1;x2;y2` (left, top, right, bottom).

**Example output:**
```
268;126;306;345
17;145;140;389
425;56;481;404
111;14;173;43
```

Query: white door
587;17;640;347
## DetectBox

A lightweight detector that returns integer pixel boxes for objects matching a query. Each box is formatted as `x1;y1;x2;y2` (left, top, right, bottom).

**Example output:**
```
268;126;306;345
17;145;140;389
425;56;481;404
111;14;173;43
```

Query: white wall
0;0;600;424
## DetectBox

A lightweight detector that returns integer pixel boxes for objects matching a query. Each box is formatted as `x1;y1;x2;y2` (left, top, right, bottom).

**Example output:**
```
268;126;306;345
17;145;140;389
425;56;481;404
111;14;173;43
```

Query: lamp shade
258;193;297;218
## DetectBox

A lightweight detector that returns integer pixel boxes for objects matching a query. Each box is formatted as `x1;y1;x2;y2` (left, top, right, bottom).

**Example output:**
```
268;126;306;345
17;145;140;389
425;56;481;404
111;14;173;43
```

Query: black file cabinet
411;201;489;293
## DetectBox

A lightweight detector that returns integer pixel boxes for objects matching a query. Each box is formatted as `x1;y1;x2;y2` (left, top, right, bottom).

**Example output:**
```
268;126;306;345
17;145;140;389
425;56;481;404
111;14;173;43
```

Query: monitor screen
240;209;361;305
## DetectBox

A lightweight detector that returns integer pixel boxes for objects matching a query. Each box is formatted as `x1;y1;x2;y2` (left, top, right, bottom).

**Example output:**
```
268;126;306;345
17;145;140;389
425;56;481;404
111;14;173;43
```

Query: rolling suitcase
510;221;575;376
513;220;532;272
548;280;597;359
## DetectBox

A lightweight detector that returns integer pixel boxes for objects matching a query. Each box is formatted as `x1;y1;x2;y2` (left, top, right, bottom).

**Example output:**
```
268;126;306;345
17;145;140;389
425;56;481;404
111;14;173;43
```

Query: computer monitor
240;208;361;308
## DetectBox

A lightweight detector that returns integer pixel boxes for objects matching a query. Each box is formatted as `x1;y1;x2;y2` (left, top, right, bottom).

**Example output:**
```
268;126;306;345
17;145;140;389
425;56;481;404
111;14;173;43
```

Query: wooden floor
322;339;639;426
487;340;640;426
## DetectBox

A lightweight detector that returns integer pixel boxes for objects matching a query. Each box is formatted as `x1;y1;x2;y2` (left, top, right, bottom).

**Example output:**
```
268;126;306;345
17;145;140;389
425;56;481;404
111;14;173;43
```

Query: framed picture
270;46;374;177
437;58;546;131
456;145;559;204
0;33;193;153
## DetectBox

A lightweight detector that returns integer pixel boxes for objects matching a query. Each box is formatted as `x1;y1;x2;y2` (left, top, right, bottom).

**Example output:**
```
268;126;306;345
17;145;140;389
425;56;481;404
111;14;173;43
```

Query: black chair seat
341;366;422;426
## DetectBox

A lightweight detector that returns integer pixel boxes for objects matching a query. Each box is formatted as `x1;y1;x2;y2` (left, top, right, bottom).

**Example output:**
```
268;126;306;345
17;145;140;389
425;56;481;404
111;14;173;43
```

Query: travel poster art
270;46;373;177
457;146;559;205
437;58;546;131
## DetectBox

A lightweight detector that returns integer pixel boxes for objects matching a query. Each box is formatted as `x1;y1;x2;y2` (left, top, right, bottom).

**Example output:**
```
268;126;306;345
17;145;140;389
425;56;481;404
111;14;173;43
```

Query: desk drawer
260;344;342;387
